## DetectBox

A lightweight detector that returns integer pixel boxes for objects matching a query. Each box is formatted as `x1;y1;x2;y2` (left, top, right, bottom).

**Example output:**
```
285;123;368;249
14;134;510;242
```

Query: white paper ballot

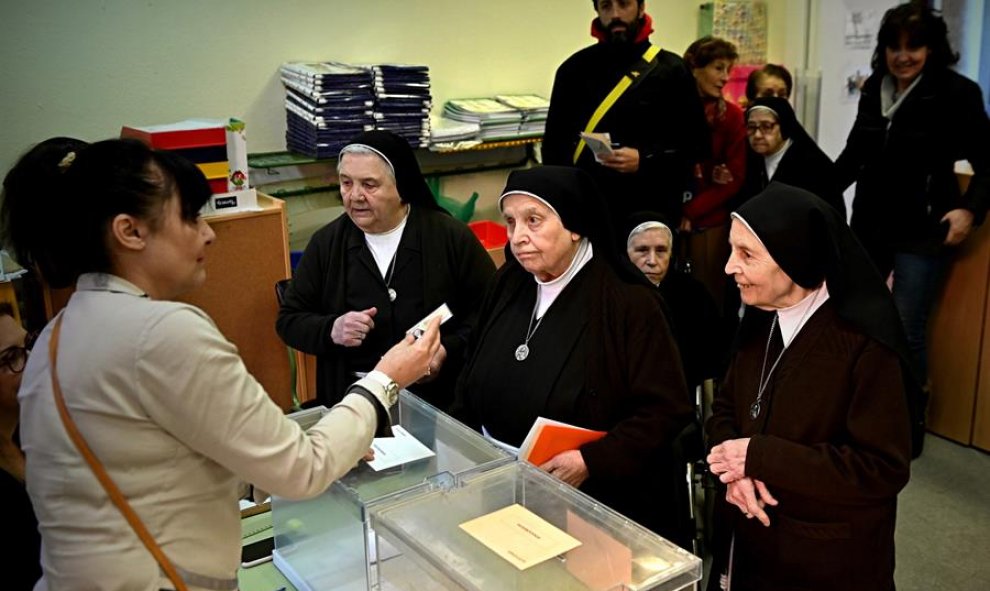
579;131;615;162
366;425;436;471
407;303;453;339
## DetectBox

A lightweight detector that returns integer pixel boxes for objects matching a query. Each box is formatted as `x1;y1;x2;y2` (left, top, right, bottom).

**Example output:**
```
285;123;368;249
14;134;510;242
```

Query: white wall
942;0;985;82
0;0;708;176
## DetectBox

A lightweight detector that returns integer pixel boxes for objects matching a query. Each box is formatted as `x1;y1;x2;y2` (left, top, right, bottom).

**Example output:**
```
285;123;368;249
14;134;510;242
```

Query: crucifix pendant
749;401;761;420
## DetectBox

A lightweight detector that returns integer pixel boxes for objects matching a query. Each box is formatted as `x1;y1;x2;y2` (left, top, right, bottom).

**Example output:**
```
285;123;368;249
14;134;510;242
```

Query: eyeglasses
0;346;28;374
746;122;779;135
0;330;35;374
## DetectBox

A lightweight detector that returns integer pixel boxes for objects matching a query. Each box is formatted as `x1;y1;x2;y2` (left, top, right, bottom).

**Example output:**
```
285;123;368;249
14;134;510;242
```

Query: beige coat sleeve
135;306;378;500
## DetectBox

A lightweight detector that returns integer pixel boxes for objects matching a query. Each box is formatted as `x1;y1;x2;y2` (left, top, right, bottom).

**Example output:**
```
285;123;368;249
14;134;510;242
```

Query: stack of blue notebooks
280;62;376;159
371;64;432;149
280;61;433;158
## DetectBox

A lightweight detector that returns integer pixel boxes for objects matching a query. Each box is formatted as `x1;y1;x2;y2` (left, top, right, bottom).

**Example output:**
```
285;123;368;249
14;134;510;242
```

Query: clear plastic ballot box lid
368;462;702;591
272;391;513;591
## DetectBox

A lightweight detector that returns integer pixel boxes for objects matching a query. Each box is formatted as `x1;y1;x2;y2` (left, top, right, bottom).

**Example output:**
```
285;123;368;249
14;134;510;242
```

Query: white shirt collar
534;239;593;319
76;273;147;297
364;208;409;277
764;138;793;180
777;281;829;347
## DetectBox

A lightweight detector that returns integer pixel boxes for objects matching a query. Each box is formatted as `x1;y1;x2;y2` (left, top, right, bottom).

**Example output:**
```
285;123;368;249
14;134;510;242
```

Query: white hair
337;144;396;182
626;221;673;250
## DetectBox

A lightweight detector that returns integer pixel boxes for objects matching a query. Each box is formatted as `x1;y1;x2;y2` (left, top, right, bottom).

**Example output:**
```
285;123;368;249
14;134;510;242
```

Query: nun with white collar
737;97;845;217
706;182;916;591
277;130;495;410
452;166;694;544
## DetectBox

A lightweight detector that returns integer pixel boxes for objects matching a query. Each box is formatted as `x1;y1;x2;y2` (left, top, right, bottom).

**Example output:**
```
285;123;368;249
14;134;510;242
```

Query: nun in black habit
452;166;694;543
706;182;916;591
736;97;846;217
276;130;496;409
624;211;725;392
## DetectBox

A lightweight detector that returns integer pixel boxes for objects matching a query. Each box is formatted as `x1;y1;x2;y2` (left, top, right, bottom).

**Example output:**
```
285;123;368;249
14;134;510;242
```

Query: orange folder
519;418;607;466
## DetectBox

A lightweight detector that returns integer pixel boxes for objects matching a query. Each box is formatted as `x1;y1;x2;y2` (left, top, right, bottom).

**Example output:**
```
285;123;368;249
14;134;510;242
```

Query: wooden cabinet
182;194;295;410
43;193;299;411
927;172;990;451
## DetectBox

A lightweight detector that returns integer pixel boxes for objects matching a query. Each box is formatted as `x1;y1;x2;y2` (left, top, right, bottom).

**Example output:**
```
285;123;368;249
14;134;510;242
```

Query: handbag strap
572;44;662;164
49;313;190;591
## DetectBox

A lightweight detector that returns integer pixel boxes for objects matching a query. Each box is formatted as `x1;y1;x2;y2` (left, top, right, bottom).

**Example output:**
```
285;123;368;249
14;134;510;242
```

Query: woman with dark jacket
835;4;990;414
738;97;845;217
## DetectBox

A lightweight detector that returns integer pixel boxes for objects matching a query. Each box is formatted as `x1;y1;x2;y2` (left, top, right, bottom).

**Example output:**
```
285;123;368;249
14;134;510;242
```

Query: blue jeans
890;252;947;382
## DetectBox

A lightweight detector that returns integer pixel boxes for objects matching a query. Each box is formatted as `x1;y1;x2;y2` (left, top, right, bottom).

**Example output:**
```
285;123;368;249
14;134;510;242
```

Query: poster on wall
841;64;871;104
699;1;768;65
843;3;882;49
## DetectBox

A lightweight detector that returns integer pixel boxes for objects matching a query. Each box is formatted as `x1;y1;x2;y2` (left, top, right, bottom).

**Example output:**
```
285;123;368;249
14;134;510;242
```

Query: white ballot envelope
366;425;436;471
407;303;453;339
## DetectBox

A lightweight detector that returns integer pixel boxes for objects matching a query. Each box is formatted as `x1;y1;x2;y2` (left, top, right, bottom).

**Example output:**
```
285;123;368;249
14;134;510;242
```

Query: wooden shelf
247;137;541;170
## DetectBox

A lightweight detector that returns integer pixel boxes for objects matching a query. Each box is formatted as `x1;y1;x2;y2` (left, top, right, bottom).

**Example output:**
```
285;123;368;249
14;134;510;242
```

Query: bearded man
542;0;709;234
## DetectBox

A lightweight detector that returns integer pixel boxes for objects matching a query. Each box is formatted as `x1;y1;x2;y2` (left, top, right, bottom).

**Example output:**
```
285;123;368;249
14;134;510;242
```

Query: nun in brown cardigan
705;182;917;591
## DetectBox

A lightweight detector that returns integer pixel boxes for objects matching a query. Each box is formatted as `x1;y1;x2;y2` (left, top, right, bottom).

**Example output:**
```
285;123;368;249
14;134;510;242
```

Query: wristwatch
381;376;399;408
367;370;399;408
356;371;399;437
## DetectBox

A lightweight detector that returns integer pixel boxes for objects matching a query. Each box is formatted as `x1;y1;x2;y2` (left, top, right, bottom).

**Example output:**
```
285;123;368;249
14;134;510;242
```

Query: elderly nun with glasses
735;97;844;217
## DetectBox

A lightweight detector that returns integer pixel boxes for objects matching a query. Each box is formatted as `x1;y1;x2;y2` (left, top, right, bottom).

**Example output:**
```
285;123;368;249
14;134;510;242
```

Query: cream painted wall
0;0;709;177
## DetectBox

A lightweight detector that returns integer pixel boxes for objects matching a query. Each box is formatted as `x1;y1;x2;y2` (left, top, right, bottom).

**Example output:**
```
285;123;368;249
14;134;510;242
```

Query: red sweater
683;100;747;228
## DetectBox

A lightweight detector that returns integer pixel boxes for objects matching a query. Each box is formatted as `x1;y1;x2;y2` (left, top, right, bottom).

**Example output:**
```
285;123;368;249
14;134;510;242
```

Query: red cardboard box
469;220;507;249
121;120;226;150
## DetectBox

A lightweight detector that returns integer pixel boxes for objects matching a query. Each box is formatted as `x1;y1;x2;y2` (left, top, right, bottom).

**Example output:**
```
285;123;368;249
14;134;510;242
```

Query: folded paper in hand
407;303;452;339
579;132;615;162
518;417;607;466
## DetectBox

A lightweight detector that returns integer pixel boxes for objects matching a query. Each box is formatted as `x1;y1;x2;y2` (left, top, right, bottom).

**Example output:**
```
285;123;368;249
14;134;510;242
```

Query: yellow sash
572;44;662;164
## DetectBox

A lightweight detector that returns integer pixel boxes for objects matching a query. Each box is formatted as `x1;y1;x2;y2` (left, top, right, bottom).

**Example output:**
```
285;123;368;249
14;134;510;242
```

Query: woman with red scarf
681;36;747;315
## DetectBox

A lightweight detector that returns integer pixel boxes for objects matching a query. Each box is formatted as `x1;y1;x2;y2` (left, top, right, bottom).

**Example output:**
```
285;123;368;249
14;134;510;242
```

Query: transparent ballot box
369;462;702;591
271;391;513;591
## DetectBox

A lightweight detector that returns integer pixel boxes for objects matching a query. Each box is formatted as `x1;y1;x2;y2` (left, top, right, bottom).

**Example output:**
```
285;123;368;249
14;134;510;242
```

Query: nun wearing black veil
452;165;694;543
735;97;845;217
705;182;916;591
277;130;496;409
624;211;724;392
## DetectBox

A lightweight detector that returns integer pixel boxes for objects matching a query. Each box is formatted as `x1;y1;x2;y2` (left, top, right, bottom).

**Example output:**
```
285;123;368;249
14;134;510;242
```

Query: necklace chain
750;289;822;419
514;291;545;361
384;251;397;302
751;315;785;419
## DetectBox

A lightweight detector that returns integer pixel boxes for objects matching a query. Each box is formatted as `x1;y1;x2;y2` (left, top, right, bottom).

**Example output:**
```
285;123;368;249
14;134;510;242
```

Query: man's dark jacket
543;39;709;228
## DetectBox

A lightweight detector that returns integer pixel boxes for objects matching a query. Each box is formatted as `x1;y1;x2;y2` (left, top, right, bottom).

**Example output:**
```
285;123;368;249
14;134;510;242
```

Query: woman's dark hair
683;36;739;69
871;2;959;73
745;64;793;102
1;138;212;288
